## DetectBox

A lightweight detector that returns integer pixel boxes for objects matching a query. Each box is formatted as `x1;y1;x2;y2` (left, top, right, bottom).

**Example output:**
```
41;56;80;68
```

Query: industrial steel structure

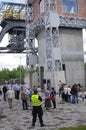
28;0;86;89
0;2;26;53
0;0;86;89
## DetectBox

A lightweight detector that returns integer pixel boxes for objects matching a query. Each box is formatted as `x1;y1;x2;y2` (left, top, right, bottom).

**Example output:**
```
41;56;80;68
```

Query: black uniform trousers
32;105;43;126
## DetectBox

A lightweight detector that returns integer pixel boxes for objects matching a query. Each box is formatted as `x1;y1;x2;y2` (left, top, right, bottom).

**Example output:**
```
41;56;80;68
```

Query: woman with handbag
50;87;56;109
44;88;51;110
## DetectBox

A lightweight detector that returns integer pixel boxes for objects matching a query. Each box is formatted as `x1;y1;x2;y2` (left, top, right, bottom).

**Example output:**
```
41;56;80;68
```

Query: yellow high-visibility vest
31;94;42;106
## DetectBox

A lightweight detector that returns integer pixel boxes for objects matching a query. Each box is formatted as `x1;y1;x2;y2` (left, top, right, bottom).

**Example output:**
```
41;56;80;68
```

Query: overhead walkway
0;2;26;43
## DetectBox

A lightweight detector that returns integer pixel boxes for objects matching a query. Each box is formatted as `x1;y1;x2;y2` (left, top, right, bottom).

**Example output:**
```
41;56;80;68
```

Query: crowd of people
0;80;57;127
0;80;85;127
58;80;86;104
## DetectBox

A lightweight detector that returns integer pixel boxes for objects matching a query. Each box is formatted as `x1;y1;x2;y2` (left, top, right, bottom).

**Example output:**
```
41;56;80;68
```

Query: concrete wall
37;29;66;89
24;72;39;88
31;0;86;88
59;27;85;86
37;27;85;87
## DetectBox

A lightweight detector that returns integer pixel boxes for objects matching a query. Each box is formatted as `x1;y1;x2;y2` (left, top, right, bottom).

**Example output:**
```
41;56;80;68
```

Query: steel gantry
45;0;62;71
25;0;38;70
0;1;26;53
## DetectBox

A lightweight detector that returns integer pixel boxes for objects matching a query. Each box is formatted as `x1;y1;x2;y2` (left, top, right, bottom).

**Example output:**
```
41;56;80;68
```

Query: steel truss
45;0;62;71
26;0;37;69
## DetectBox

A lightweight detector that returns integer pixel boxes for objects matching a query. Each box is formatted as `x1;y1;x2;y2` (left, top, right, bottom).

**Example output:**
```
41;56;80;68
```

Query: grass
59;125;86;130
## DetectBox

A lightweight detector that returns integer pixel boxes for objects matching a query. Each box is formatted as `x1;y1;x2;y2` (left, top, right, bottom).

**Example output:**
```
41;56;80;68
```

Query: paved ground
0;94;86;130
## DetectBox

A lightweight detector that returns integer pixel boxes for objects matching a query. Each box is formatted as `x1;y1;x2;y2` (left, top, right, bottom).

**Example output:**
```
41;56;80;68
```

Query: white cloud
0;54;26;70
0;33;8;47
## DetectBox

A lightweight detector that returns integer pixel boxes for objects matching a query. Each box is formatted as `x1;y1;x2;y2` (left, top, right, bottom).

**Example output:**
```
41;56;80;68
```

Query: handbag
50;95;55;101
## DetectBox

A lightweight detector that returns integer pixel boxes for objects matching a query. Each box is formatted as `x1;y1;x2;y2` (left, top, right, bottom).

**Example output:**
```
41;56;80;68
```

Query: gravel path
0;95;86;130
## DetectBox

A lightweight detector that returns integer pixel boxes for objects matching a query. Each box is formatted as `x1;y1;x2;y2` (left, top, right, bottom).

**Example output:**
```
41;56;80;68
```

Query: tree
84;63;86;70
0;66;26;83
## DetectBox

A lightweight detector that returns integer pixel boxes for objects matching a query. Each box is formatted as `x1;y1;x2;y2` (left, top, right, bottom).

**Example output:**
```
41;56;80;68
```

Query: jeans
3;93;6;101
22;99;28;110
72;94;78;104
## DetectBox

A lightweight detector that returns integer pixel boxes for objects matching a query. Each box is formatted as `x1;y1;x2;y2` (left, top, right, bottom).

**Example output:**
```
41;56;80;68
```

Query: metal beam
61;51;86;55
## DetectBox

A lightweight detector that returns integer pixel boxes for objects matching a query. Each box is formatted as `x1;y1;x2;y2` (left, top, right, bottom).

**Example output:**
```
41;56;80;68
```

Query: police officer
31;89;45;127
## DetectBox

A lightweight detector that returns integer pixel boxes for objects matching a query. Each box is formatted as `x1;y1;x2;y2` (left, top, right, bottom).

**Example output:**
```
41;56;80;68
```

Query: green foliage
0;68;10;80
59;125;86;130
0;65;26;81
84;63;86;70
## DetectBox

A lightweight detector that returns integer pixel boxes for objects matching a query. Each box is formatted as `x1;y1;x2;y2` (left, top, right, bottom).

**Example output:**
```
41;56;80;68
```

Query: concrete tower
29;0;86;90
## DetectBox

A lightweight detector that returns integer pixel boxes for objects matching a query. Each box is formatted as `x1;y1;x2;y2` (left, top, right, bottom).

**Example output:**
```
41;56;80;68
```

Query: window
62;0;78;14
39;0;45;14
